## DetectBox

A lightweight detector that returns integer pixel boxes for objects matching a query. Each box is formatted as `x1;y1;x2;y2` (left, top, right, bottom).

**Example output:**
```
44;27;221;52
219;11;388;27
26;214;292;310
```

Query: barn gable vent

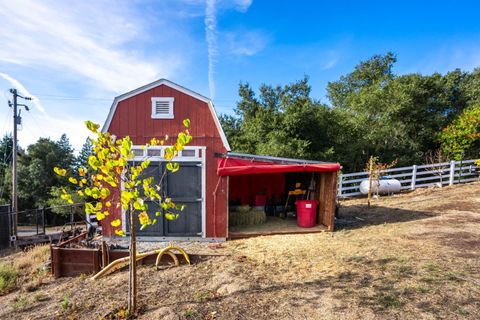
151;97;174;119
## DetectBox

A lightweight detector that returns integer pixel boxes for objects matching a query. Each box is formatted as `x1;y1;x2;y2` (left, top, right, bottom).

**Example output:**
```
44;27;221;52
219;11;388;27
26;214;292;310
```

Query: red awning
217;157;341;176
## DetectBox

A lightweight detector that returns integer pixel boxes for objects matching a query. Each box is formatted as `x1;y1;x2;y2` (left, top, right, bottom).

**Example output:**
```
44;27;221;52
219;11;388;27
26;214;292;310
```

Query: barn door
134;162;165;236
163;162;202;237
133;161;202;237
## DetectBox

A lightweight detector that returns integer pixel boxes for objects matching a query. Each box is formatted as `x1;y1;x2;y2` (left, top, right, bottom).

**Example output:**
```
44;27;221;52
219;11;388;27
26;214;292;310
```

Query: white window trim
151;97;174;119
122;145;207;238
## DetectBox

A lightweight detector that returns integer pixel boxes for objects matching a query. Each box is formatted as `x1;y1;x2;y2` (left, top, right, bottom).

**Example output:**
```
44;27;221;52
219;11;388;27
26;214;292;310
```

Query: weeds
116;307;129;319
183;309;197;318
379;294;403;308
60;295;70;311
0;264;18;294
194;290;216;302
12;295;29;311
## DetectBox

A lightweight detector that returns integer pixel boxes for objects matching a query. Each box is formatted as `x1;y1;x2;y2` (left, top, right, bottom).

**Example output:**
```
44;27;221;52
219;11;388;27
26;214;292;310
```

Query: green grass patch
379;294;403;308
194;290;216;302
12;295;29;311
403;284;430;295
0;264;18;294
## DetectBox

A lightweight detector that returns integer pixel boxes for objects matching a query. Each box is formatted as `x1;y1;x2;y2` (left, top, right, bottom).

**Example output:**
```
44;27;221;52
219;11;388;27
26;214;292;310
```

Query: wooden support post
317;172;337;231
317;173;326;225
367;157;373;208
337;174;343;197
325;172;337;231
51;247;61;279
93;248;100;273
101;241;108;268
411;165;417;190
449;160;455;186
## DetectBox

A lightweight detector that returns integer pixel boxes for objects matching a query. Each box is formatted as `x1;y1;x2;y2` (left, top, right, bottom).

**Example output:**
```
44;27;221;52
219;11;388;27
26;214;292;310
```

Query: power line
0;107;12;135
31;93;111;101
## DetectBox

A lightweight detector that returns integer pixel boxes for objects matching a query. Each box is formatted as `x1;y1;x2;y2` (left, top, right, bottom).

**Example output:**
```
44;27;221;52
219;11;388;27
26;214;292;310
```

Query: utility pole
11;89;18;238
8;89;31;240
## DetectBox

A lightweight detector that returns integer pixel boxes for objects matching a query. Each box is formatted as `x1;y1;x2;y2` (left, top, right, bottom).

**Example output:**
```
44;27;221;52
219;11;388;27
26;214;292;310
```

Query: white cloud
0;0;182;93
0;73;89;150
204;0;256;99
322;51;339;70
224;30;269;56
0;72;46;114
205;0;218;99
232;0;252;12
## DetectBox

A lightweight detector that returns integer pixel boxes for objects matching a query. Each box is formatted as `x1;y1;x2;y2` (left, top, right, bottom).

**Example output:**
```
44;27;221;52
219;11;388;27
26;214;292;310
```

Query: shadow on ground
335;204;438;230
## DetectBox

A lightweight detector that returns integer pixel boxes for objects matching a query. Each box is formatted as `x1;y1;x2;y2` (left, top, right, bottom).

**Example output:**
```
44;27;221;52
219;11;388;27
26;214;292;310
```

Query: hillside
0;182;479;319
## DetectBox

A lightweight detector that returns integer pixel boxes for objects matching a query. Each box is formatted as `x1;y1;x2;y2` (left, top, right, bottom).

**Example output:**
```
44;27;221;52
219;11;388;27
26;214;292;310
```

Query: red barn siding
102;83;228;238
230;174;285;206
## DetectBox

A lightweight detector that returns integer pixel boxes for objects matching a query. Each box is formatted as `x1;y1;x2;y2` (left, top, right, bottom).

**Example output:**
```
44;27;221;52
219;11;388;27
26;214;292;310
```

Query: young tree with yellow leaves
54;119;192;316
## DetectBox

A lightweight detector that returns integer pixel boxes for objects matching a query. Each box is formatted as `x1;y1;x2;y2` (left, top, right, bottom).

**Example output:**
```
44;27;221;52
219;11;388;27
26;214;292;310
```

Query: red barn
102;79;340;241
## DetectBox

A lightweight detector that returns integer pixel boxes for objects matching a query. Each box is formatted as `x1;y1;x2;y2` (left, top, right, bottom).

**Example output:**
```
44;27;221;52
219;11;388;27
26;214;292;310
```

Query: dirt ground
0;182;479;319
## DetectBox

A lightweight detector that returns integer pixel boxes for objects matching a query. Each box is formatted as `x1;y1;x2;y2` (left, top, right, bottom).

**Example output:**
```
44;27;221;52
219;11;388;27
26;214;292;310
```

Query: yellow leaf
54;167;66;177
183;118;190;128
96;212;105;221
105;201;112;207
139;211;151;226
111;219;121;227
68;177;78;185
85;120;100;133
88;155;99;170
115;229;126;236
78;168;86;177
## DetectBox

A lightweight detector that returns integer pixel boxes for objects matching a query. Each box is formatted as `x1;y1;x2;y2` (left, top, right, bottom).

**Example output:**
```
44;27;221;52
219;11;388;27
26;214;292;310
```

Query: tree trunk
128;205;137;316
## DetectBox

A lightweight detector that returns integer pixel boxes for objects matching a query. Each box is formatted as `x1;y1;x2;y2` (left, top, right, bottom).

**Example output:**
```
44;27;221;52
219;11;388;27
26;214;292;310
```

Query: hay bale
229;207;266;226
237;205;251;213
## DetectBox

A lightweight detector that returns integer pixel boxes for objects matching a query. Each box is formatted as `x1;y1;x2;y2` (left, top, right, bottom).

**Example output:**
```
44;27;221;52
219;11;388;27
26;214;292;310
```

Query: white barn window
151;97;174;119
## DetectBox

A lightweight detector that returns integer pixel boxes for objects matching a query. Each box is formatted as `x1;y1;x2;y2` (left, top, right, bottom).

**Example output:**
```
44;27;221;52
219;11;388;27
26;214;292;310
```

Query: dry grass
12;245;50;273
0;182;478;319
0;245;50;296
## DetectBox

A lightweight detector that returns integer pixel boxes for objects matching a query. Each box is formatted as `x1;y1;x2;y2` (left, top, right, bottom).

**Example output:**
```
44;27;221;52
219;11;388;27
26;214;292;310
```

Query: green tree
74;139;93;170
55;119;192;316
0;134;13;204
221;77;339;161
15;135;75;209
327;53;470;170
438;104;480;160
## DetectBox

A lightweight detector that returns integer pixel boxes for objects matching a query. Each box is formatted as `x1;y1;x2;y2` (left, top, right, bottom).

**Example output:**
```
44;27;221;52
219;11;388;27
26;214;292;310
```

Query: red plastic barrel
295;200;318;228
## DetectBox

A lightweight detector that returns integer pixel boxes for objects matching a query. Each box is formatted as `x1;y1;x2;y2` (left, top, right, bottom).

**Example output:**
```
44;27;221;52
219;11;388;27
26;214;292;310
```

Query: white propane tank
359;177;402;195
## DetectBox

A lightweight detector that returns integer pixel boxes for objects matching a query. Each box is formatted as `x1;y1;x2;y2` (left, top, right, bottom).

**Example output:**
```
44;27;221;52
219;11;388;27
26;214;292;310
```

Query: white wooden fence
338;159;479;198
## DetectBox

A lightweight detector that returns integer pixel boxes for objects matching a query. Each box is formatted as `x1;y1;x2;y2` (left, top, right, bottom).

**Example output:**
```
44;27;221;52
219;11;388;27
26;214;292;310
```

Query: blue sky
1;0;480;151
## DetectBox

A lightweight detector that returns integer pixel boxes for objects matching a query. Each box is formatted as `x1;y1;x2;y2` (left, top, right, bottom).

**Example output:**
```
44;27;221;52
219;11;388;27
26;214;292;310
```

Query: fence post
449;160;456;186
36;209;39;235
410;165;417;190
70;205;74;231
42;208;46;235
338;174;343;197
